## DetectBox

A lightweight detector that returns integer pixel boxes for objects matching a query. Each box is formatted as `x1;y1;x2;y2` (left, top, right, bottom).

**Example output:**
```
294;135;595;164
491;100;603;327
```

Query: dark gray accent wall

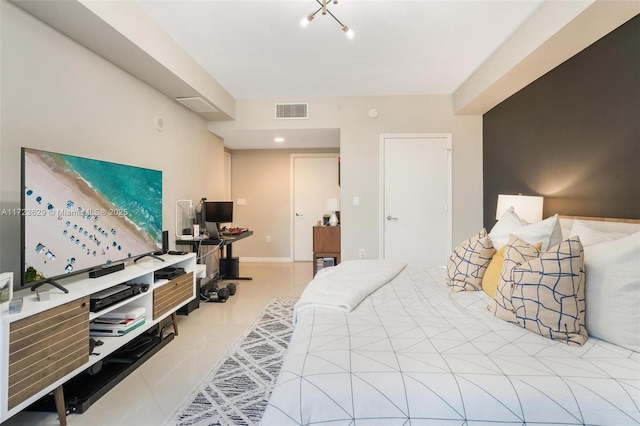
483;15;639;229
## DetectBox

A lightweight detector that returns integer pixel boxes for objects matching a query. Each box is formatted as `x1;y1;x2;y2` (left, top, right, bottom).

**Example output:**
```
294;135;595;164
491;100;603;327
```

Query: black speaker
88;262;125;278
162;230;169;254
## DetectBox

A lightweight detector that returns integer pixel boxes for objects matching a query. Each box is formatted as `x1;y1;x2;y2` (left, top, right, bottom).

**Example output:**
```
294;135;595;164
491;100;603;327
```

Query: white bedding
293;259;406;323
262;266;640;425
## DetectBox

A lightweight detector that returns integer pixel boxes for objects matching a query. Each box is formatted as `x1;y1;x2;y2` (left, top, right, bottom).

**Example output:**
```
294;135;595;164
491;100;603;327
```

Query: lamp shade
496;194;543;223
325;198;340;212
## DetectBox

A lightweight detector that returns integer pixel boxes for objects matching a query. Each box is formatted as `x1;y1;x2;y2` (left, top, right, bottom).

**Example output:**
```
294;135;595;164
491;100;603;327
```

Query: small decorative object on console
36;289;50;302
8;297;23;314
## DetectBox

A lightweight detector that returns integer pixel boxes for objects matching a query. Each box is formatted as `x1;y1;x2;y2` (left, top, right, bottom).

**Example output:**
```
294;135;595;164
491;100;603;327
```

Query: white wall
0;1;226;287
211;96;484;261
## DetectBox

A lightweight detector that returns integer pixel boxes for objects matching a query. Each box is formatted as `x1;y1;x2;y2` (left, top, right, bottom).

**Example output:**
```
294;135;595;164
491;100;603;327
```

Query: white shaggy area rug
164;298;297;426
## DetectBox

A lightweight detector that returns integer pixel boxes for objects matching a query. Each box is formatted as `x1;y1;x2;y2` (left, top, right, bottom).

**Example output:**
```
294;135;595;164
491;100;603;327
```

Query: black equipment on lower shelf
26;324;174;415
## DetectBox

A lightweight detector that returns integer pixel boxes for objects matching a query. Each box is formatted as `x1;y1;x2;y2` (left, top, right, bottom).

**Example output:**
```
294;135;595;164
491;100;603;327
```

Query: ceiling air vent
275;103;308;119
176;97;218;113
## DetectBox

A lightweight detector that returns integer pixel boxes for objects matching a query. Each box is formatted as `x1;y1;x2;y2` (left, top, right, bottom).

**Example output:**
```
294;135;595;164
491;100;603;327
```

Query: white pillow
489;208;562;251
488;207;527;249
583;232;640;352
570;220;615;247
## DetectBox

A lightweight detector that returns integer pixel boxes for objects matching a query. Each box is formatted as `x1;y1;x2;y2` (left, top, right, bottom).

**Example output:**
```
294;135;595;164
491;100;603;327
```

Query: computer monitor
203;201;233;227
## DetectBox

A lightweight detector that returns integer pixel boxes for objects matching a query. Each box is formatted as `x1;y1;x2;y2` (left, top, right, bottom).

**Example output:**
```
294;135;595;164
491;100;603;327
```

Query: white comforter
262;266;640;425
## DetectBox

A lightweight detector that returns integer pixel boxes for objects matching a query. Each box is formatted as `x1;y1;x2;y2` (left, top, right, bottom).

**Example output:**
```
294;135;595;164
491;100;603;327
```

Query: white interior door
381;134;451;266
292;155;340;261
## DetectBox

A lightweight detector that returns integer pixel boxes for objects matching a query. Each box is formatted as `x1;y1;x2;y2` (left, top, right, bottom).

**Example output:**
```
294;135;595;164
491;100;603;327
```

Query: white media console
0;253;196;425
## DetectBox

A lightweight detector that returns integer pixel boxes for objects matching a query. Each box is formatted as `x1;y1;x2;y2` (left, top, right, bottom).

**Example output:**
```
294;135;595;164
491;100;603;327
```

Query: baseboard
240;257;293;263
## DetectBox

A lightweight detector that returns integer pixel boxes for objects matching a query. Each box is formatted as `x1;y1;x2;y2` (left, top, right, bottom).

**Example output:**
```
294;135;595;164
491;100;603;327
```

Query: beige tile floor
2;262;312;426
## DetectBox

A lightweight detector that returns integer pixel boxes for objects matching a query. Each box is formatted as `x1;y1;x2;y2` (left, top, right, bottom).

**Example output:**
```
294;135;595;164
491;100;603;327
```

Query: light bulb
342;26;355;39
300;13;314;28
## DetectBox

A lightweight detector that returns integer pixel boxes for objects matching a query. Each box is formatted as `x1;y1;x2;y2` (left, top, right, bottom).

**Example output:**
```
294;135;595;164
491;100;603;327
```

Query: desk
176;231;253;280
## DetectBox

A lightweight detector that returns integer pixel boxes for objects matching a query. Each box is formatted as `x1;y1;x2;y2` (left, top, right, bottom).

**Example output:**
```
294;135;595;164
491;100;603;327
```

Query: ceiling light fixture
300;0;355;39
274;137;285;143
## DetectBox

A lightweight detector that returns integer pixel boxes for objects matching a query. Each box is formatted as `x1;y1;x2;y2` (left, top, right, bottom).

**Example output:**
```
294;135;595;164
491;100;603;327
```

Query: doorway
380;134;452;266
291;154;340;261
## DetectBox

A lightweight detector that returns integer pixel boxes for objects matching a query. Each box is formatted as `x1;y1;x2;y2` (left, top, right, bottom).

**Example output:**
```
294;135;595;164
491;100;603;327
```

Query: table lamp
326;198;340;226
496;194;544;223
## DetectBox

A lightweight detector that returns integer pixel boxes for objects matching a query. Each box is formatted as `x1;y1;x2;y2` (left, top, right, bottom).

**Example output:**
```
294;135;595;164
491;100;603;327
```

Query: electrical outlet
359;249;365;259
266;235;271;243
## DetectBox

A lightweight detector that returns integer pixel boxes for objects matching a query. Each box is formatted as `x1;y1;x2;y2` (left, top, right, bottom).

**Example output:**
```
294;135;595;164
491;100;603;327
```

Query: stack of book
316;257;335;273
90;306;146;337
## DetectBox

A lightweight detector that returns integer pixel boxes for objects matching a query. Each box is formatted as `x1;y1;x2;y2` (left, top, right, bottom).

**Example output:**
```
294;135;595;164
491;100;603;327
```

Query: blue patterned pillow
446;229;495;292
510;237;587;346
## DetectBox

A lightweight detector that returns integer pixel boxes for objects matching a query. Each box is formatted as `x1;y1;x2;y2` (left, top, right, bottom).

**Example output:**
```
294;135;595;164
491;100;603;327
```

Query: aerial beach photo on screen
22;148;162;284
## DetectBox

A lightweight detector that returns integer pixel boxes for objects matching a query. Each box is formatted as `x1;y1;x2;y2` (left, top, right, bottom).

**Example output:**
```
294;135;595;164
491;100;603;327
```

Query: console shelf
26;325;174;415
0;253;196;425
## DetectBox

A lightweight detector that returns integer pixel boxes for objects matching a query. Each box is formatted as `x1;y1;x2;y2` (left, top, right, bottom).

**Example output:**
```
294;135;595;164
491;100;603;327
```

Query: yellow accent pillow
490;237;543;323
482;240;543;299
481;245;506;298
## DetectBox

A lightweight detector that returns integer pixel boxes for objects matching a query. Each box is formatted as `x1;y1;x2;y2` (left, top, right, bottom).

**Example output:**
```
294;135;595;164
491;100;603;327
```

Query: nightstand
313;225;341;276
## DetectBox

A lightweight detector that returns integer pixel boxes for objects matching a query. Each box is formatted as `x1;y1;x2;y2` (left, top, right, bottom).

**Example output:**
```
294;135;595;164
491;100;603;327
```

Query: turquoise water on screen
62;154;162;246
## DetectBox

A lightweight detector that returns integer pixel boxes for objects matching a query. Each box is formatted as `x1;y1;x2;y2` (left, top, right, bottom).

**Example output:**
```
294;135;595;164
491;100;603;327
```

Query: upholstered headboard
558;215;640;240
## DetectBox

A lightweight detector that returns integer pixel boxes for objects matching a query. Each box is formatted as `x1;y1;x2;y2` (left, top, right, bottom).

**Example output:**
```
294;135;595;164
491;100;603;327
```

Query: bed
261;216;640;425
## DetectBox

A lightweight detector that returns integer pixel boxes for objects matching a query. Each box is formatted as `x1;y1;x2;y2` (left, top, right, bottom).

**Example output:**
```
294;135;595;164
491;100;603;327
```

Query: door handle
296;213;303;217
386;215;398;221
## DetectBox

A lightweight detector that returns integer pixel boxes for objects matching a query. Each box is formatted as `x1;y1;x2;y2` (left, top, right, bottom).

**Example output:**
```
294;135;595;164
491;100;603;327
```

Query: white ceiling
136;0;544;99
13;0;635;149
134;0;546;148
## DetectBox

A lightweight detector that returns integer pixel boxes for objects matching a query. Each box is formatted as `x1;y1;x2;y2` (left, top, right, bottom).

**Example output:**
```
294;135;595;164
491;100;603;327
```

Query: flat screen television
203;201;233;229
21;148;163;290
